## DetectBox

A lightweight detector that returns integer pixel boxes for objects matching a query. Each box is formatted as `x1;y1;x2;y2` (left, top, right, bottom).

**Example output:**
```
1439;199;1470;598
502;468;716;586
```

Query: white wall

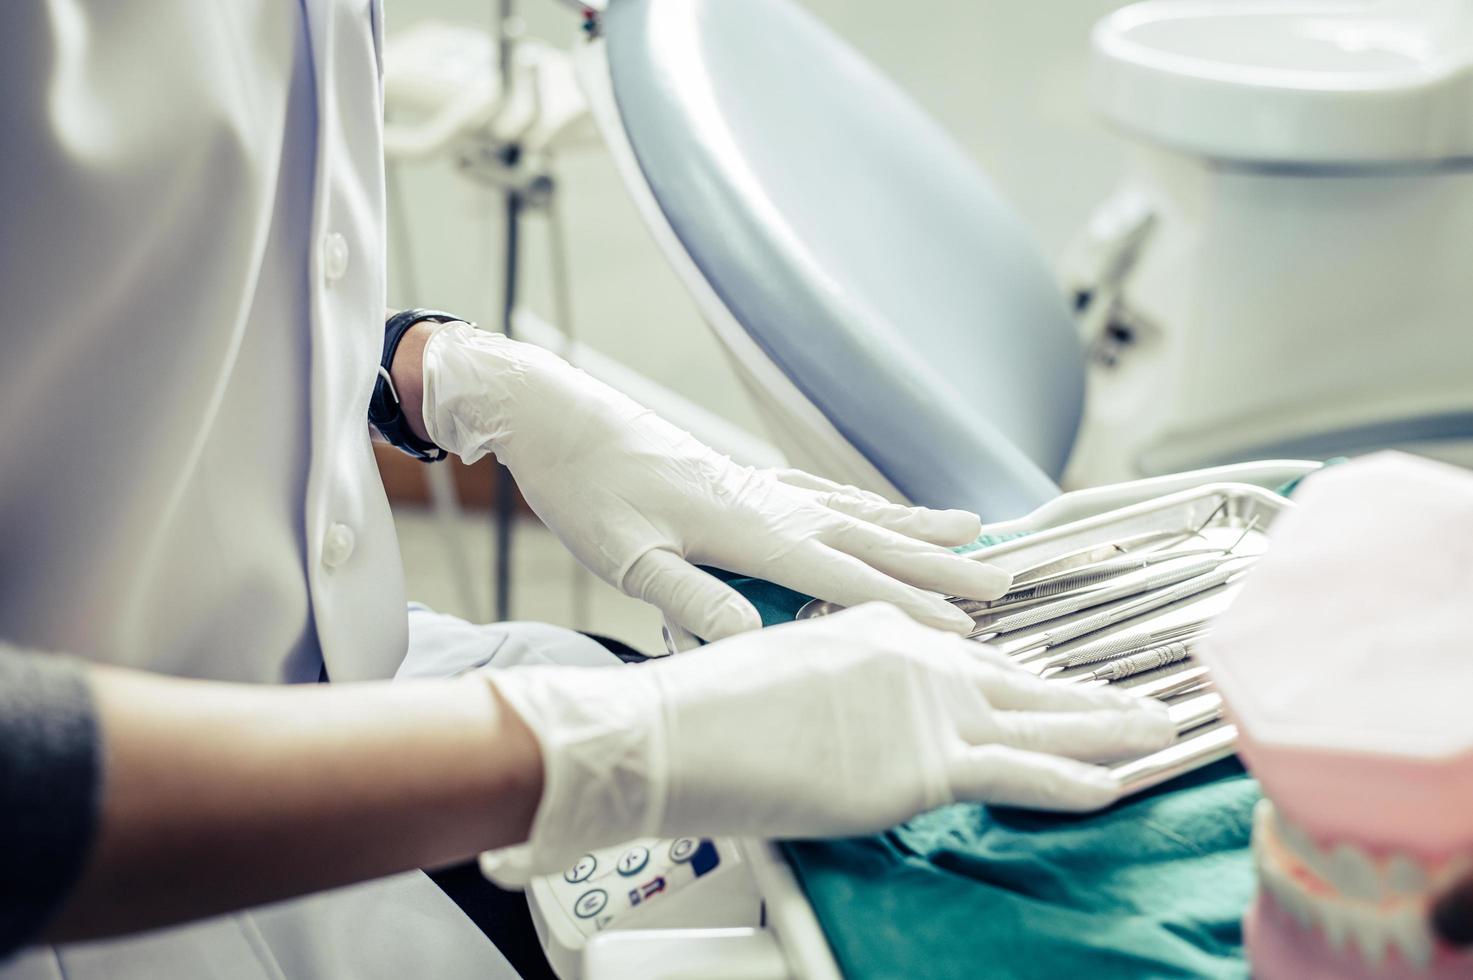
384;0;1137;436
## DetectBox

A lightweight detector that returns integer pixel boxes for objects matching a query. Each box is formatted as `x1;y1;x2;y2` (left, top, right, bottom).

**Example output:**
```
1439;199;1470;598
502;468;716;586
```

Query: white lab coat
0;1;605;976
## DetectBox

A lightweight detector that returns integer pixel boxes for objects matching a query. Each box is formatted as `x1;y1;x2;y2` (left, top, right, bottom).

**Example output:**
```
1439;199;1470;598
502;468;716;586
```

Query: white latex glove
479;604;1176;885
420;323;1010;641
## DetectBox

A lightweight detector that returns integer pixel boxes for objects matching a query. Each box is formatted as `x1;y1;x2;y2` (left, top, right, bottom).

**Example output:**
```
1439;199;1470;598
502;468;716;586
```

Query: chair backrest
603;0;1086;519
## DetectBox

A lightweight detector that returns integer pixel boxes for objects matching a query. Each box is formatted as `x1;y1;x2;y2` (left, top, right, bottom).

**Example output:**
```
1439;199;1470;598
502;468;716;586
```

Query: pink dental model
1196;452;1473;979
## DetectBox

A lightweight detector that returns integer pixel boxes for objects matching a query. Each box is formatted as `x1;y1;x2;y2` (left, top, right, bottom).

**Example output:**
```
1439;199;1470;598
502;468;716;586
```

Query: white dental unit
1064;0;1473;485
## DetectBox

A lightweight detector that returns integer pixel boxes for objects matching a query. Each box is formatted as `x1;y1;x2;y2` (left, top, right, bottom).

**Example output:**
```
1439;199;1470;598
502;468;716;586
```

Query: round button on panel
573;888;608;920
668;837;698;863
564;854;597;884
616;846;650;877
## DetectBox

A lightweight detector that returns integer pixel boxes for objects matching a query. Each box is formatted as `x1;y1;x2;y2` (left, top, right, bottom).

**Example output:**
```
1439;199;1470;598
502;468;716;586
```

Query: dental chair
585;0;1082;522
575;0;1320;529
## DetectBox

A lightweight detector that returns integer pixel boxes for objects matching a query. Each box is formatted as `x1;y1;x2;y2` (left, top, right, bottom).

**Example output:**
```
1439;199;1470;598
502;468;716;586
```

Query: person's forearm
47;667;541;942
389;319;436;443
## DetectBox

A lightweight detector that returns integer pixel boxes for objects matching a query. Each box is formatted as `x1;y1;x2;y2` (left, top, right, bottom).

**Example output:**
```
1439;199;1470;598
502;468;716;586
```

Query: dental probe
1003;563;1249;657
1030;620;1207;674
1052;620;1208;669
1073;639;1199;683
977;520;1260;638
1007;523;1212;588
973;555;1245;641
952;548;1231;616
1008;499;1233;588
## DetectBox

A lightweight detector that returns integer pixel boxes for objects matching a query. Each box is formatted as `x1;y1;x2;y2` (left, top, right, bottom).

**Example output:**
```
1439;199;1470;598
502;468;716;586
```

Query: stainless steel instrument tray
796;482;1291;797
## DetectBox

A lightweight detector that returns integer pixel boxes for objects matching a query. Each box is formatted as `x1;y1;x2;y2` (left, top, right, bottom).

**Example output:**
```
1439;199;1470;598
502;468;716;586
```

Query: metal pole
497;0;518;94
494;184;522;622
491;0;520;623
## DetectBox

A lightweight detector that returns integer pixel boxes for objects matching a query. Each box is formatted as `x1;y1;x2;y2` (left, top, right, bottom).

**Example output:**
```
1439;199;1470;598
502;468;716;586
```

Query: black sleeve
0;648;101;958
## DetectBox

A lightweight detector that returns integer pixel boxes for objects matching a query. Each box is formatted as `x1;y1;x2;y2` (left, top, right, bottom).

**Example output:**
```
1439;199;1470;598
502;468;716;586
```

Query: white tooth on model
1385;906;1434;972
1331;842;1383;903
1386;853;1428;897
1348;902;1388;970
1275;808;1314;868
1319;897;1349;952
1279;812;1336;888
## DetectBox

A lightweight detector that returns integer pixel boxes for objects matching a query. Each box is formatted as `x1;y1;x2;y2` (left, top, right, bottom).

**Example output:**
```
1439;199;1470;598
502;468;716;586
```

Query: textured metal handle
1089;640;1195;681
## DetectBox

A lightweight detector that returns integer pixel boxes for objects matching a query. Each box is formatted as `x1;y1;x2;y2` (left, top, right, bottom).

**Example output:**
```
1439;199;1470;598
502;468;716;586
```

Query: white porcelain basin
1092;1;1473;164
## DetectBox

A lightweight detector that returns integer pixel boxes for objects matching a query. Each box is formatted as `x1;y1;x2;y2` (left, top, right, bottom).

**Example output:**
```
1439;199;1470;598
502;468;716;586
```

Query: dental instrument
1072;638;1199;683
970;555;1235;639
1119;664;1213;701
1168;692;1224;734
1111;724;1238;796
1005;503;1227;587
955;545;1231;617
1002;561;1248;657
1041;620;1209;672
964;509;1255;625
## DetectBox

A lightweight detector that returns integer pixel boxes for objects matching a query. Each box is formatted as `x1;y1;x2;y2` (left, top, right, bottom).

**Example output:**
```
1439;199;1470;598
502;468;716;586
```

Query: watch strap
369;308;460;463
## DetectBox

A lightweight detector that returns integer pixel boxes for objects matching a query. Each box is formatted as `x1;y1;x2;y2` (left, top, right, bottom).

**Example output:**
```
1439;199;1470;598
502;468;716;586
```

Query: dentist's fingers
816;493;982;548
771;468;893;504
985;707;1176;763
774;470;982;547
762;546;976;634
949;744;1123;812
822;519;1011;599
622;549;762;642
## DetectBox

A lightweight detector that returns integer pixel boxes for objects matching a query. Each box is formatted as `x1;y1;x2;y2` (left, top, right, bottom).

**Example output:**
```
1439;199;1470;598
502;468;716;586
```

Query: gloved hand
479;604;1176;885
419;323;1009;641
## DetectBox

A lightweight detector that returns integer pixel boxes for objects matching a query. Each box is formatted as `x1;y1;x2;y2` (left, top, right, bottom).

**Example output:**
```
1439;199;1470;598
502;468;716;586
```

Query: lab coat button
322;523;356;568
321;232;350;284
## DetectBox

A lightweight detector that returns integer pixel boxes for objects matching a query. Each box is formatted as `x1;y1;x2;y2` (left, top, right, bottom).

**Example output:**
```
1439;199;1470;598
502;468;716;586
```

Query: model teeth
1253;800;1441;972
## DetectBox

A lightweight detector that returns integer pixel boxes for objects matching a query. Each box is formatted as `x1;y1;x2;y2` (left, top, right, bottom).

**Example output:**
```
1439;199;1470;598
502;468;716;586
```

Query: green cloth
780;765;1256;979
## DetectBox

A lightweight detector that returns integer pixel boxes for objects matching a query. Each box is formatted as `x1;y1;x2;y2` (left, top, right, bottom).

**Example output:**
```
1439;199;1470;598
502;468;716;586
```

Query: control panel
527;836;762;979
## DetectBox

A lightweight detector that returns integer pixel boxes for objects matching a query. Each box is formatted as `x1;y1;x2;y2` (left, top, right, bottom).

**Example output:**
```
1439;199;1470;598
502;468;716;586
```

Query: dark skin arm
46;665;543;942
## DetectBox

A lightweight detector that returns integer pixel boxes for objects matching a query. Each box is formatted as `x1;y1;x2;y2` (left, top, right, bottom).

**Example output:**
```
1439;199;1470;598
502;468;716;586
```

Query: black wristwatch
369;308;462;463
